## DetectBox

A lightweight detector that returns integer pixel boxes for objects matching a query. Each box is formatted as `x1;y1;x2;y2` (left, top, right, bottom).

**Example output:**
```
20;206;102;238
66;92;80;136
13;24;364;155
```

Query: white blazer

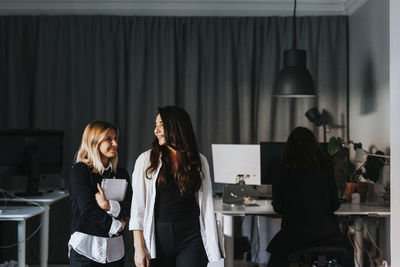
129;150;222;262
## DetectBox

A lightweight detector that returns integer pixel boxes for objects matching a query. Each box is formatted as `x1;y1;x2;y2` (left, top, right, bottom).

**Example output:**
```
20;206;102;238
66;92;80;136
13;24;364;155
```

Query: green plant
327;137;385;183
328;137;361;182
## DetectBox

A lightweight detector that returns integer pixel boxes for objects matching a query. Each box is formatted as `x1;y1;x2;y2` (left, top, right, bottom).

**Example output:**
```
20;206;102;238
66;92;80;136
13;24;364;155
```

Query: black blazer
267;167;342;254
68;162;133;237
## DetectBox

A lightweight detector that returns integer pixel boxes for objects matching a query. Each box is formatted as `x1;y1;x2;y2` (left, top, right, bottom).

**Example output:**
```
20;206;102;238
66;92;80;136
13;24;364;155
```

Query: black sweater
154;175;200;222
68;162;132;237
267;167;342;254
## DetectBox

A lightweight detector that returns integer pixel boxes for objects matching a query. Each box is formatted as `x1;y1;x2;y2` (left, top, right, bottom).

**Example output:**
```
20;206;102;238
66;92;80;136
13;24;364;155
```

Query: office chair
288;245;347;267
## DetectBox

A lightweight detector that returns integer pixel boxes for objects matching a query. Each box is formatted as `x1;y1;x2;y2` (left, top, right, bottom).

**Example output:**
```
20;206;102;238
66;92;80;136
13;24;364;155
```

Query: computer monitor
260;142;286;185
0;129;64;196
211;144;261;185
260;142;329;185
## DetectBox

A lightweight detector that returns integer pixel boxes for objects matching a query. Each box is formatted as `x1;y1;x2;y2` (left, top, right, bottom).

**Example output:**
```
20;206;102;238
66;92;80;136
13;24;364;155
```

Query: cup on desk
351;192;360;204
243;196;256;205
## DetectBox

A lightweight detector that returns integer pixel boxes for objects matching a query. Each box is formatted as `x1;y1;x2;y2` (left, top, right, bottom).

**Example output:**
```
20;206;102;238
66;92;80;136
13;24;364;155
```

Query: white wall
349;0;390;152
390;0;400;265
349;0;392;264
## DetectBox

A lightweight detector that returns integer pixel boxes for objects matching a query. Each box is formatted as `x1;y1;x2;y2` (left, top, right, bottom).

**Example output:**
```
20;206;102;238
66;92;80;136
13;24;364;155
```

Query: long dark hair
281;127;333;169
146;106;202;196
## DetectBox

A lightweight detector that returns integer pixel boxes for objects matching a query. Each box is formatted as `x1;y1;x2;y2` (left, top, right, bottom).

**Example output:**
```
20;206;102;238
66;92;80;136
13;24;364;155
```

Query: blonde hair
74;120;119;174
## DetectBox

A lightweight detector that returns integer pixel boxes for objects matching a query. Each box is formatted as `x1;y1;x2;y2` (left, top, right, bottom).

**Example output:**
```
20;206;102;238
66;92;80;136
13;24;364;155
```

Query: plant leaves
327;137;343;156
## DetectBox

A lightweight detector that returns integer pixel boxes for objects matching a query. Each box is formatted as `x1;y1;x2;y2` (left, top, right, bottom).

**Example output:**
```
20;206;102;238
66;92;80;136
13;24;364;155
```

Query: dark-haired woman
129;106;221;267
267;127;344;267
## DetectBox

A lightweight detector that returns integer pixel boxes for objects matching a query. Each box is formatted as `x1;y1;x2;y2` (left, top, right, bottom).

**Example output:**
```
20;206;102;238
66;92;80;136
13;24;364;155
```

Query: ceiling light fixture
273;0;316;98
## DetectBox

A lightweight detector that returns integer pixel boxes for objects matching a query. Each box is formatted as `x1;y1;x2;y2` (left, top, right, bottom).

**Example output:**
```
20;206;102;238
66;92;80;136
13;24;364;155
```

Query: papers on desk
101;179;128;201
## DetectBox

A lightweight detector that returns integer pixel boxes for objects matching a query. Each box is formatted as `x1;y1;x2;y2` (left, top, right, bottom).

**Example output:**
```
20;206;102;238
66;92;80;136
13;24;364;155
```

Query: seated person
267;127;344;267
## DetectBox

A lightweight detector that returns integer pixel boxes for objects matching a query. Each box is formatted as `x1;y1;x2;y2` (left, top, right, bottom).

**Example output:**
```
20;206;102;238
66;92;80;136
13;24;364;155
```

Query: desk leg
17;220;26;267
354;218;364;267
223;215;234;267
40;205;50;267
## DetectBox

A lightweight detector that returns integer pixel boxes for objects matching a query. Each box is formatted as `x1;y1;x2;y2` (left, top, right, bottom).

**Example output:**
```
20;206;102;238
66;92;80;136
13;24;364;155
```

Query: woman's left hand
95;183;110;211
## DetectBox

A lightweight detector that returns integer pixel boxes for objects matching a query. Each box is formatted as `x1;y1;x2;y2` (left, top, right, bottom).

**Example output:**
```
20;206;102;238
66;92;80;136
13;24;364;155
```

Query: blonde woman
68;121;132;267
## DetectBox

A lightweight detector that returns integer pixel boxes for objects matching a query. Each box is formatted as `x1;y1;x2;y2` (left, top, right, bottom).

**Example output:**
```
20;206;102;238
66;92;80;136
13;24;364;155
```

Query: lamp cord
292;0;297;49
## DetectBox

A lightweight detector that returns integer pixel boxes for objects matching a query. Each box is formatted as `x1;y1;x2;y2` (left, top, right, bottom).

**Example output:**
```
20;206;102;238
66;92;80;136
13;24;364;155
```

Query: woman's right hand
95;183;110;211
134;246;149;267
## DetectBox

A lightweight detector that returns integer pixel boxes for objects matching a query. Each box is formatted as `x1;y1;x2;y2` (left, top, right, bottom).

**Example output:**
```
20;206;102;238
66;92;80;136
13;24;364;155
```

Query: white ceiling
0;0;368;16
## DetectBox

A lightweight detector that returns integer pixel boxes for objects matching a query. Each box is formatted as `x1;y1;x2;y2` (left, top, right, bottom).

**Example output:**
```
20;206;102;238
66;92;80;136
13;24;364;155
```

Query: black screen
0;129;64;195
260;142;328;185
260;142;286;185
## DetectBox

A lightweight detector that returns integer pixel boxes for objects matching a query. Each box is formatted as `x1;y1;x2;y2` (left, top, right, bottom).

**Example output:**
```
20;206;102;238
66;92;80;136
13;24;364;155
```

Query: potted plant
327;137;386;202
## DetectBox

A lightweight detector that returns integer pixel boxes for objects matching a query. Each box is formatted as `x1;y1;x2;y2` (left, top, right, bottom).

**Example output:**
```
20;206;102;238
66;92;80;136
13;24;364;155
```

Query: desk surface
213;198;390;217
0;206;44;221
1;190;69;204
336;202;390;216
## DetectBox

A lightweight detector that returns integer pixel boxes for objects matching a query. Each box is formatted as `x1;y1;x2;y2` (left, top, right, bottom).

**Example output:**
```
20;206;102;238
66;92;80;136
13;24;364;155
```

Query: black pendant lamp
273;0;316;98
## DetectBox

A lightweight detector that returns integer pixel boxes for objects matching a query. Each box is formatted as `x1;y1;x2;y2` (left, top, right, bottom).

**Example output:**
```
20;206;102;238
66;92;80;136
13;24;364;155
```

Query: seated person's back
267;127;344;267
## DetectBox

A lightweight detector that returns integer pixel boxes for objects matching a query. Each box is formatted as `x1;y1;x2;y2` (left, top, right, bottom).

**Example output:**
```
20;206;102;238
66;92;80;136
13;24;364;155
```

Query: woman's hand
134;246;150;267
95;183;110;211
118;218;126;232
133;230;150;267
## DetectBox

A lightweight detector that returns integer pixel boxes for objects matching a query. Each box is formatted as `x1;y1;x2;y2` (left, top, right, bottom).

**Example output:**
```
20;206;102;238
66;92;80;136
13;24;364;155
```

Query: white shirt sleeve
106;200;121;218
109;217;122;237
129;153;147;231
199;154;222;262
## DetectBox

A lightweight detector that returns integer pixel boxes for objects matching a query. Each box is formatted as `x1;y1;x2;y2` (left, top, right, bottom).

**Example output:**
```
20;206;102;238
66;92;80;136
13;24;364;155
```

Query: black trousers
70;248;124;267
151;218;208;267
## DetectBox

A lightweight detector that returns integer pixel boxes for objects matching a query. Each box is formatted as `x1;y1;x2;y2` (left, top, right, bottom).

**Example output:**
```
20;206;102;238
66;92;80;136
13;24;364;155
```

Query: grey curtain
0;15;348;266
1;15;348;179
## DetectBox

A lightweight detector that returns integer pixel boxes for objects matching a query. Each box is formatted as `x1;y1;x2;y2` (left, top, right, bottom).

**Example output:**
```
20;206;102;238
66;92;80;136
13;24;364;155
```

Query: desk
335;202;390;216
0;206;44;267
1;191;69;267
335;202;390;266
213;198;390;267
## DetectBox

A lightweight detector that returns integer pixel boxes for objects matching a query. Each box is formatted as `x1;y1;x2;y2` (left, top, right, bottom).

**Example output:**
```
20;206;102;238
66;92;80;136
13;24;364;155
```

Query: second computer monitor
260;142;329;185
260;142;286;185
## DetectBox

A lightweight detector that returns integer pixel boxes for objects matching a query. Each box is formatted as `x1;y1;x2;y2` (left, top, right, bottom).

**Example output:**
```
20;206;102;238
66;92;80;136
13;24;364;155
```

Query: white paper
101;179;128;201
207;259;224;267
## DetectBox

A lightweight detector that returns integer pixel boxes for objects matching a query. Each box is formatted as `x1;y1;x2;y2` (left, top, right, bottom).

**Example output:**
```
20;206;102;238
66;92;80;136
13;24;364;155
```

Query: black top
267;167;342;254
154;174;199;223
68;162;133;237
